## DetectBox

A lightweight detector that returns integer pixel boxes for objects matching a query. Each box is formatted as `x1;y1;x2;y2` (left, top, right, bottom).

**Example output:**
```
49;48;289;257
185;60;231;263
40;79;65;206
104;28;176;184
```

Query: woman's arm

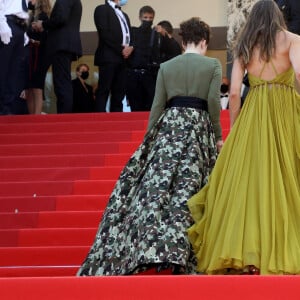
229;58;244;128
207;59;222;142
147;67;167;132
289;33;300;85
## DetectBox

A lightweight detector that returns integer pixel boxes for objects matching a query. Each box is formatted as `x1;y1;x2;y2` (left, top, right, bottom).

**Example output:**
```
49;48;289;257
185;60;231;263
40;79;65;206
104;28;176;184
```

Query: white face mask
118;0;128;6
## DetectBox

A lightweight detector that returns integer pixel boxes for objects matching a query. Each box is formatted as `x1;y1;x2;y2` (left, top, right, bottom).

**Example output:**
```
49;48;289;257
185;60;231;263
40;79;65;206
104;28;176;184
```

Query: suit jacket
72;78;95;112
275;0;300;34
288;0;300;34
148;53;222;141
94;1;132;66
43;0;82;59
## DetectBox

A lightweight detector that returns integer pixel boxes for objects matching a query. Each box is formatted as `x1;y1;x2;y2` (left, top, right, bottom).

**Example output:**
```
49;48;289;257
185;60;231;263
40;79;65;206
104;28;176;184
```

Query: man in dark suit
32;0;82;113
126;6;181;111
275;0;300;34
0;0;29;115
94;0;133;112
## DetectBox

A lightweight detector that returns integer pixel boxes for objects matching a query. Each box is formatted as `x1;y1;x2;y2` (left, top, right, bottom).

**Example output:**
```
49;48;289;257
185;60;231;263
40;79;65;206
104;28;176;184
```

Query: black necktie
22;0;28;12
115;5;121;10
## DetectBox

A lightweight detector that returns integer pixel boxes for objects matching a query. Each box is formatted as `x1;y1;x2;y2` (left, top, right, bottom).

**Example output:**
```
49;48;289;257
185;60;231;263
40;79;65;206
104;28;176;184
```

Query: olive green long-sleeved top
147;53;222;141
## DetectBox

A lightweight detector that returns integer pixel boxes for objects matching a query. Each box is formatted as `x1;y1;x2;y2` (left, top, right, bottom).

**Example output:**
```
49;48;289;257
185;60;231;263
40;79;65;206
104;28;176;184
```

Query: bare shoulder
280;30;300;46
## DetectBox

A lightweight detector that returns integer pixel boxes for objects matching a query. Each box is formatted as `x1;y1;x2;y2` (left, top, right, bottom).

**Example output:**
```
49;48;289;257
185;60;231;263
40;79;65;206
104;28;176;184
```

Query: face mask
80;71;89;80
220;84;229;94
119;0;128;6
141;20;153;29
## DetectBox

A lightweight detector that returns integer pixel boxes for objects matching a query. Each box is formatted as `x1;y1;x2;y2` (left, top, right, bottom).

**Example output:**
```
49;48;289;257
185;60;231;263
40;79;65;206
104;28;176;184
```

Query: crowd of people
0;0;182;115
0;0;299;276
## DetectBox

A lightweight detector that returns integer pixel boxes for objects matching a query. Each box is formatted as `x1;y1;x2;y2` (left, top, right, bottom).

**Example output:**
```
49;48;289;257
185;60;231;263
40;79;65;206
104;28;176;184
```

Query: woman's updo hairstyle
179;17;210;46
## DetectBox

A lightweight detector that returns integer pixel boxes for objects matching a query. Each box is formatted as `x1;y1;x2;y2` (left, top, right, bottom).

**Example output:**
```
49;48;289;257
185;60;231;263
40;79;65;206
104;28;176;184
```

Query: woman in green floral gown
77;17;223;276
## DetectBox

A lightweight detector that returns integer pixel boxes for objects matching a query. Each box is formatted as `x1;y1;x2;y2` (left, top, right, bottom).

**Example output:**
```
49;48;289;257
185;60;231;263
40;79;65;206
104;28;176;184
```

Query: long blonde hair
233;0;287;66
34;0;52;18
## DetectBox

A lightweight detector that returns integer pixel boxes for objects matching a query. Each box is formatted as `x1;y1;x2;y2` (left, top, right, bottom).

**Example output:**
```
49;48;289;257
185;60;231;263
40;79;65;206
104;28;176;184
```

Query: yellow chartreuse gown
188;64;300;275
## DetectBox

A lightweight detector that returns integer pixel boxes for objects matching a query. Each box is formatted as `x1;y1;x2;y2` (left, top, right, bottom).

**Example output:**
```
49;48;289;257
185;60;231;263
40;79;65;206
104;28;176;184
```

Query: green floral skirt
77;107;218;275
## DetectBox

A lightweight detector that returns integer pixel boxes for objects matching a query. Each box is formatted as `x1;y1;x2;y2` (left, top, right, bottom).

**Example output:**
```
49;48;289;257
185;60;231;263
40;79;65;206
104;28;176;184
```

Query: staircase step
0;112;150;124
55;195;109;211
0;266;78;277
0;181;74;197
0;246;89;266
0;141;140;156
0;120;147;134
90;166;123;180
0;167;91;182
73;180;116;195
0;228;97;247
0;211;103;229
0;153;131;168
0;276;296;299
0;195;109;213
0;131;145;145
0;166;123;182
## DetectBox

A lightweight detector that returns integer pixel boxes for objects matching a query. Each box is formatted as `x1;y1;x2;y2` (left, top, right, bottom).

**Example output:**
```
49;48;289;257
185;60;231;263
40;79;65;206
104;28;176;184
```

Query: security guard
126;6;177;111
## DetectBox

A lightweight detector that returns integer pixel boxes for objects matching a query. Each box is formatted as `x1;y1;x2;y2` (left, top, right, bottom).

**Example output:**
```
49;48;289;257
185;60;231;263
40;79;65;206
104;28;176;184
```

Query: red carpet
3;111;296;299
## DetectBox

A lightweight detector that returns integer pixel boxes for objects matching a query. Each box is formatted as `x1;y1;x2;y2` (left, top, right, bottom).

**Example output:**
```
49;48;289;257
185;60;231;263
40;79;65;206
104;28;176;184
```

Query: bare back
247;30;300;80
230;30;300;126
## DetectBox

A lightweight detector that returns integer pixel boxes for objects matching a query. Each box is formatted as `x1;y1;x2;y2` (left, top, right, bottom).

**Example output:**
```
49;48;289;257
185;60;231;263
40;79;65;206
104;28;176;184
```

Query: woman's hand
216;140;224;153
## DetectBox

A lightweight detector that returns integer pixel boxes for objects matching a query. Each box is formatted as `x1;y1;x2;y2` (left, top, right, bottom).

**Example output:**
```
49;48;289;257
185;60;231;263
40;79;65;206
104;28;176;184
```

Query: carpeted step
0;276;298;300
0;228;97;247
0;266;78;277
0;179;119;197
0;130;145;145
0;112;150;124
55;195;109;211
0;120;148;134
0;141;140;156
0;246;88;266
0;167;91;182
0;211;103;229
0;195;109;213
89;166;123;180
0;181;75;197
73;180;116;195
0;166;123;182
0;153;131;168
0;196;57;213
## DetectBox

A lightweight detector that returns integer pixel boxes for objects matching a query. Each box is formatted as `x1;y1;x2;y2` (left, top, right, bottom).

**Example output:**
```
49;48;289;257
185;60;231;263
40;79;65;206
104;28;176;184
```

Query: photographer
126;6;176;111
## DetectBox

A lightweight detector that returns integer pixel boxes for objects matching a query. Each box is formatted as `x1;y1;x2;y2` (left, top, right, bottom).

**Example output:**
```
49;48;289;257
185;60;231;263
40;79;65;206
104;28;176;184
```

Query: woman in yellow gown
188;0;300;275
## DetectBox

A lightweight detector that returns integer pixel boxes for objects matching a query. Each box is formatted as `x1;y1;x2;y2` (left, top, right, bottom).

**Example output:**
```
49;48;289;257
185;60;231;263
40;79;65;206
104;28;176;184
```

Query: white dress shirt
0;0;29;44
0;0;29;21
107;0;130;46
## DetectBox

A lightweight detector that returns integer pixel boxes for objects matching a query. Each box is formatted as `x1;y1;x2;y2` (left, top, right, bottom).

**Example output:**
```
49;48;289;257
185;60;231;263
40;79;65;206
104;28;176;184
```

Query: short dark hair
76;63;89;72
179;17;210;46
139;6;155;18
157;20;173;35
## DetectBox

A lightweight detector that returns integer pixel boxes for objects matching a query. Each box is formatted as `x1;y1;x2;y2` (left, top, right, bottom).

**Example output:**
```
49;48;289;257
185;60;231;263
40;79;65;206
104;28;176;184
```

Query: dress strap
259;60;278;79
258;62;267;78
270;59;279;76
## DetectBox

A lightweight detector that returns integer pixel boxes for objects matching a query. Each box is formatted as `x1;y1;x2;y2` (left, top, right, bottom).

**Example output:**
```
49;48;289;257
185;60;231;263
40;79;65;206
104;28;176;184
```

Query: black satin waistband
166;96;208;112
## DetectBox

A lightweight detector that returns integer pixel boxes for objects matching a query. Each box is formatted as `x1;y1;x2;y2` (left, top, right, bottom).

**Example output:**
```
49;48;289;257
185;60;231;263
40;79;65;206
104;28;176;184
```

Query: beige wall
80;0;228;31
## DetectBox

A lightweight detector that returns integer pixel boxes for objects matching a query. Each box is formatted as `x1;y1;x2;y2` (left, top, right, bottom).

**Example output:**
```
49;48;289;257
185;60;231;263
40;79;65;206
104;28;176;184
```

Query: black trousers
126;69;157;111
42;50;74;113
0;20;26;115
95;63;126;112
